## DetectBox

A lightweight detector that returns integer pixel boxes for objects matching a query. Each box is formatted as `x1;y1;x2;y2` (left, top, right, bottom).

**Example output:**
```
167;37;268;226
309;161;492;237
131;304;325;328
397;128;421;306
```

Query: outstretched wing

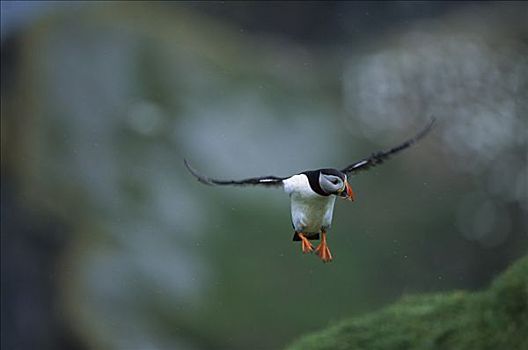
184;159;286;187
341;118;435;175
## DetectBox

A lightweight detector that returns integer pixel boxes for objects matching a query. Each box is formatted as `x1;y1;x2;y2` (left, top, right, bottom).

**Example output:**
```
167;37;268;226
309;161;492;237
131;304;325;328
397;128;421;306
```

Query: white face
319;173;345;195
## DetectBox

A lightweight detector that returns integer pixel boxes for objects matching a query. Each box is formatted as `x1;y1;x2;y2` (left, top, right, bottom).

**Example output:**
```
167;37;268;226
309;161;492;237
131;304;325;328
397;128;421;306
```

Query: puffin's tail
292;232;320;241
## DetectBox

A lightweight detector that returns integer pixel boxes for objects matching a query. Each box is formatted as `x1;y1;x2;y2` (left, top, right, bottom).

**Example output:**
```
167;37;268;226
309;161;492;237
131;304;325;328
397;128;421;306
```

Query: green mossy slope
287;256;528;350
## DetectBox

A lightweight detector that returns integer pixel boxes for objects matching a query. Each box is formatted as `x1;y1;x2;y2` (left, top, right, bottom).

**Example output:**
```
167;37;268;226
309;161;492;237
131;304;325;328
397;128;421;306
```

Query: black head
319;168;346;180
302;168;347;196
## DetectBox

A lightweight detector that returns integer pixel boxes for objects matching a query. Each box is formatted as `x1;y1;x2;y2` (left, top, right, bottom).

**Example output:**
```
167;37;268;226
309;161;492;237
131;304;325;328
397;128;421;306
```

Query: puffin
184;119;434;263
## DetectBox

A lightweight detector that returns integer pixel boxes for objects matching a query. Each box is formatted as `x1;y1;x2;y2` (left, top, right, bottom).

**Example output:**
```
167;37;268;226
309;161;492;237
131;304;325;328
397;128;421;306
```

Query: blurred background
1;1;527;349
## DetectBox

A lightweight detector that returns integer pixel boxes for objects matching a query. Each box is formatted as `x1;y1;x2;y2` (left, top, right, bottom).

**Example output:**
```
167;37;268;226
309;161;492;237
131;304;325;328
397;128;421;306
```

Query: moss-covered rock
287;255;528;350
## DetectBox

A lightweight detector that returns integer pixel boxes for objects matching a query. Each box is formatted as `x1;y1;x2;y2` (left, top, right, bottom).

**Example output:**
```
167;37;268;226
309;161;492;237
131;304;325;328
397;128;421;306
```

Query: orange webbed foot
298;233;314;254
315;231;333;263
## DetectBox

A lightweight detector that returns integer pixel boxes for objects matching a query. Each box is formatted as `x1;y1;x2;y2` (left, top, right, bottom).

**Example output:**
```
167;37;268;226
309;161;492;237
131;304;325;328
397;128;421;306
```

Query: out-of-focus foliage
1;2;527;350
287;255;528;350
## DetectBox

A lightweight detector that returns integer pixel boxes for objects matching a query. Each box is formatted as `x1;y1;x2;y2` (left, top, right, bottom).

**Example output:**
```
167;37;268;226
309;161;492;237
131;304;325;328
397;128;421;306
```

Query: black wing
341;118;435;175
184;159;286;187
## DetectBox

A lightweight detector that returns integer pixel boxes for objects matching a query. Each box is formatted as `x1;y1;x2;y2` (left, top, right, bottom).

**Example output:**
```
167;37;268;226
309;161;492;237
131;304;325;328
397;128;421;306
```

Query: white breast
283;174;337;233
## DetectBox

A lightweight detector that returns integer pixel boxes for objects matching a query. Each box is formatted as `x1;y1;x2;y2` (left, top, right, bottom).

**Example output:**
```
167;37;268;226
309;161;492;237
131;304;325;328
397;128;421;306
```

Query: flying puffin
184;119;435;263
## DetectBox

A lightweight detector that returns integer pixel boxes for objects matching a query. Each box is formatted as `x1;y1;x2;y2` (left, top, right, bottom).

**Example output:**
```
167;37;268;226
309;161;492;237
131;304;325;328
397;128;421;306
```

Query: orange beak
340;180;355;201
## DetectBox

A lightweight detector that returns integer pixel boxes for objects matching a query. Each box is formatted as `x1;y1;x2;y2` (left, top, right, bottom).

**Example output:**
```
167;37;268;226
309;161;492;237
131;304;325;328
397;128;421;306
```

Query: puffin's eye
331;179;339;185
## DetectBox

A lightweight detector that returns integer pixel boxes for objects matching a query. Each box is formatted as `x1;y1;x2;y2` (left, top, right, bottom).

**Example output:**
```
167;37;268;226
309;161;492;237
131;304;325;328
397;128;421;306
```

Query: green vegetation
287;255;528;350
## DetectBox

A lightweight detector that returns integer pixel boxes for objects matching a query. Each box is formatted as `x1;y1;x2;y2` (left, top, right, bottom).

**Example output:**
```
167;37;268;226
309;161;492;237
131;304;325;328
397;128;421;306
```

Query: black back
302;168;345;196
